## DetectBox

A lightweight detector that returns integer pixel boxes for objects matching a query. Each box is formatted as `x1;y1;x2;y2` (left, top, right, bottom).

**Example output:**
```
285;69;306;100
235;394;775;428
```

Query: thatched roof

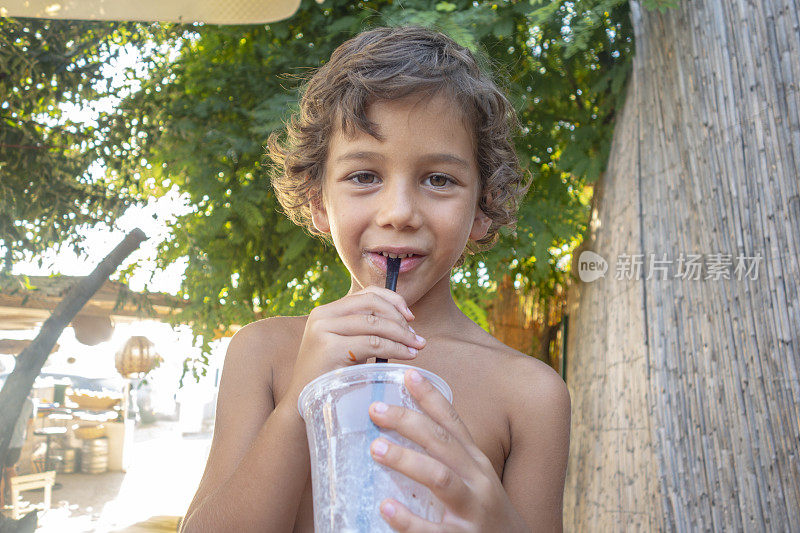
0;275;184;331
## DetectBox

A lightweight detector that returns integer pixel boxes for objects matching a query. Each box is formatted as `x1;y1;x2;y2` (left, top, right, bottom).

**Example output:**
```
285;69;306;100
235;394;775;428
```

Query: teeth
379;252;414;259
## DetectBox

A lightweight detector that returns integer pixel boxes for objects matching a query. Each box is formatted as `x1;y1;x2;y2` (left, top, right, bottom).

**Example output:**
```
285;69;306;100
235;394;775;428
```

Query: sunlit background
1;47;224;528
2;195;228;531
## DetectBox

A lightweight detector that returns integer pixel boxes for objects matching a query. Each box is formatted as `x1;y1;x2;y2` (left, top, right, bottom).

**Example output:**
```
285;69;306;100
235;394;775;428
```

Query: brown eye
350;172;377;185
426;174;453;188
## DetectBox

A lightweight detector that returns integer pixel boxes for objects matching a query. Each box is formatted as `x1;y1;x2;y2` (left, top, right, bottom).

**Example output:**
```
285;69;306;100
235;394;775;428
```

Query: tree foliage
0;18;161;268
4;0;684;377
89;0;642;376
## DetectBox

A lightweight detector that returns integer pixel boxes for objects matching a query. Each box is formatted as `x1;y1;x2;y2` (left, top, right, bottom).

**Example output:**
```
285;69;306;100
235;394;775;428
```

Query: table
33;426;67;472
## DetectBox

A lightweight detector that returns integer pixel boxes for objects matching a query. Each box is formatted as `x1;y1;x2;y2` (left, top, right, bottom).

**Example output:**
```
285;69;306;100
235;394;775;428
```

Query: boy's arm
502;358;571;531
180;318;309;533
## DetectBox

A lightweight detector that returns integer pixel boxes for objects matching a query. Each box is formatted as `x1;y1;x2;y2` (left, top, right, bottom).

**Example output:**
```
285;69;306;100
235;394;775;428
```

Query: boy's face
311;93;490;305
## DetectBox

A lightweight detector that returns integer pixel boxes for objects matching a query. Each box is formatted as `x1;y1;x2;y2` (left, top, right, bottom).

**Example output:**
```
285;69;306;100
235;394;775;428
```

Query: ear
309;194;330;234
469;207;491;242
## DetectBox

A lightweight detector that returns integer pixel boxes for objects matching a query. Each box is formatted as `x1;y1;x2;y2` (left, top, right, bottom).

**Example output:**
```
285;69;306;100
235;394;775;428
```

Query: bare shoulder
500;346;570;414
465;330;570;448
185;315;310;519
228;315;307;351
225;316;307;370
473;336;570;529
466;328;569;409
219;315;307;409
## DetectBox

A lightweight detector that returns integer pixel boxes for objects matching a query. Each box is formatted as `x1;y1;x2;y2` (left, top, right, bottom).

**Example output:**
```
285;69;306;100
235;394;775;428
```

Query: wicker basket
75;424;106;440
116;336;162;377
69;393;121;411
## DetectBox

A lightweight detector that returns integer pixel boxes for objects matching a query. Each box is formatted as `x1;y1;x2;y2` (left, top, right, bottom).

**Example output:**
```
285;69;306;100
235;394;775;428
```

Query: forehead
328;93;477;157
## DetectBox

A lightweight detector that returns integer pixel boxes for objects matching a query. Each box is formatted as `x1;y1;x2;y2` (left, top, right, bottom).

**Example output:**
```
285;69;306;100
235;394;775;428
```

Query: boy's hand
286;286;425;403
368;369;529;533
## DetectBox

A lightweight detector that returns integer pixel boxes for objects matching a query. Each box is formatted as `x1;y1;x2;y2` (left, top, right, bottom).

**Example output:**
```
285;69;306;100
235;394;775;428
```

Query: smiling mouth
366;251;426;273
376;251;420;259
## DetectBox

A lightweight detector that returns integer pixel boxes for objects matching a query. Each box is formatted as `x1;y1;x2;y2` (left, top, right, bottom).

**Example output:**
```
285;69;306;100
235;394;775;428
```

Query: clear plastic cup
298;363;453;533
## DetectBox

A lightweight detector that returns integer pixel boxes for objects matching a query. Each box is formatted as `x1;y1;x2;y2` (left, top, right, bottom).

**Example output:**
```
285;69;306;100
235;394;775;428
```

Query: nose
374;179;422;231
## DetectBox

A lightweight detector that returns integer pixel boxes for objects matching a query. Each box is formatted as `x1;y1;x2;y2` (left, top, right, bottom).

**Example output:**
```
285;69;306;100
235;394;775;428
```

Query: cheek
437;210;476;248
328;202;370;242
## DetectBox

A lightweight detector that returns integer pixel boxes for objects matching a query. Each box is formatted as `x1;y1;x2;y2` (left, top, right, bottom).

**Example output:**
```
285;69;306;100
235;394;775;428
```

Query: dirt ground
5;420;212;532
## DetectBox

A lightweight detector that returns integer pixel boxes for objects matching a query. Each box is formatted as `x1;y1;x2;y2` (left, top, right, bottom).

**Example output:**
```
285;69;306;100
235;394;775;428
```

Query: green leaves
454;295;491;332
117;0;633;363
4;0;645;370
0;18;139;267
435;2;458;13
326;15;362;35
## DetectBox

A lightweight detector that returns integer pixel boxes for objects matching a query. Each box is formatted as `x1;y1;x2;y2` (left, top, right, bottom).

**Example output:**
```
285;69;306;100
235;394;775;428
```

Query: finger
337;332;421;362
369;402;477;481
317;333;414;365
404;370;483;462
332;314;426;351
312;288;410;323
379;498;442;533
356;285;415;322
329;291;413;331
314;331;414;366
371;438;473;515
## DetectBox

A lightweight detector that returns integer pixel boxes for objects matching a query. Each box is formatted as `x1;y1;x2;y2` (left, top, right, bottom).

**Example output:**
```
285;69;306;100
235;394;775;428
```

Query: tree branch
0;228;147;504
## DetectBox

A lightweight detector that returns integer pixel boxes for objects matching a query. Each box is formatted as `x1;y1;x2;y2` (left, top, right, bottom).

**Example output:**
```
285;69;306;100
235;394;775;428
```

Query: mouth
365;250;427;273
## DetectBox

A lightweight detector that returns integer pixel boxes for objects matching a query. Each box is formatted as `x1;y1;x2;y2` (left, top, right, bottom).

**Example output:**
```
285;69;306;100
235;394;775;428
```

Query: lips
366;251;426;273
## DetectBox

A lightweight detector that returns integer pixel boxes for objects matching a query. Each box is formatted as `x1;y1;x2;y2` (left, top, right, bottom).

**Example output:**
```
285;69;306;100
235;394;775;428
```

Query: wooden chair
8;471;55;519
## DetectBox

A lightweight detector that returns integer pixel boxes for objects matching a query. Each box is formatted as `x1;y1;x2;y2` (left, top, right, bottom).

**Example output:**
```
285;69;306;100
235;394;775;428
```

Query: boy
182;26;570;532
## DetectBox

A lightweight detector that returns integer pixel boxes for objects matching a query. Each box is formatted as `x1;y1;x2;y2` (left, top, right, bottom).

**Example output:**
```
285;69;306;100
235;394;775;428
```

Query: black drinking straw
376;256;401;363
359;256;401;527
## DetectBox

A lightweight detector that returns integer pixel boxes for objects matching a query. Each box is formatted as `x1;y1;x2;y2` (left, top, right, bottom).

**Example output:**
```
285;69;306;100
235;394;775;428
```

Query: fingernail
381;501;396;518
408;346;418;355
372;401;388;414
409;326;416;334
415;334;425;344
409;369;423;383
372;439;388;456
404;305;414;317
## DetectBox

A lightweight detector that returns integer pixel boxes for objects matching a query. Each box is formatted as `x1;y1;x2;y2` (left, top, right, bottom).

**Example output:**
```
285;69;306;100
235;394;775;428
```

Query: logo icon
578;251;608;282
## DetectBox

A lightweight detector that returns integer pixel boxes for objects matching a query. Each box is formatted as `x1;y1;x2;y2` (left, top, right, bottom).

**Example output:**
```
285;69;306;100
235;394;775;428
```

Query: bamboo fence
563;0;800;530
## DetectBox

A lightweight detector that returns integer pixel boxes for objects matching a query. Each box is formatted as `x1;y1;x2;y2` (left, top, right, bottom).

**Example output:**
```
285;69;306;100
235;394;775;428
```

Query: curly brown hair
267;25;531;263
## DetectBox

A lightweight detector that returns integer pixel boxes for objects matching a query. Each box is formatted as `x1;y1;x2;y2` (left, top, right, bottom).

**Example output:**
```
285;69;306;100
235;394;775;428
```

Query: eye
424;174;455;188
347;172;379;185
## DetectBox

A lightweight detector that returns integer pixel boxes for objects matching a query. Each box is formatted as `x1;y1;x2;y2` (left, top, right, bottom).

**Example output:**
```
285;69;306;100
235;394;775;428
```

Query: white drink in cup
298;363;453;532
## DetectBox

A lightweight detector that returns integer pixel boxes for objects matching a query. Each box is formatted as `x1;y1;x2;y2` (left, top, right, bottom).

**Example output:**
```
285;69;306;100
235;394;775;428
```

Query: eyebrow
335;151;471;169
